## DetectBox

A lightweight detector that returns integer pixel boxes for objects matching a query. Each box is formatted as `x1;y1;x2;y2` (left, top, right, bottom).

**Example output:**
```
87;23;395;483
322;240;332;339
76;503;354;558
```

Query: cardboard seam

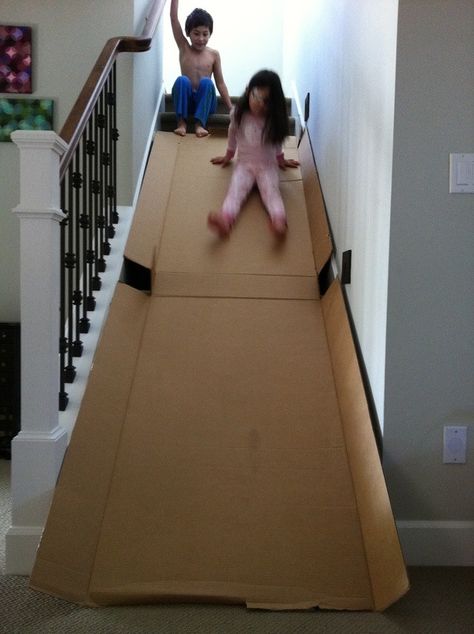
299;130;333;274
152;271;319;300
84;292;153;603
319;280;375;610
154;272;317;279
153;294;319;302
153;139;182;266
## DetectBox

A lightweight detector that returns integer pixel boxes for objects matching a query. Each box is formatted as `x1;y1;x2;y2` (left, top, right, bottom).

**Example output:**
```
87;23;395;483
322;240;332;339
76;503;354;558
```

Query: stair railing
58;0;166;410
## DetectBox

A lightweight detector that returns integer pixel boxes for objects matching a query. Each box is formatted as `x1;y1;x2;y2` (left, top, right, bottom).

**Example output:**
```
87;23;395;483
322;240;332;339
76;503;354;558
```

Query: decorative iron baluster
59;180;69;411
91;103;102;291
97;91;107;274
64;165;76;385
86;118;97;311
111;63;119;226
79;132;91;334
71;150;83;358
103;76;112;253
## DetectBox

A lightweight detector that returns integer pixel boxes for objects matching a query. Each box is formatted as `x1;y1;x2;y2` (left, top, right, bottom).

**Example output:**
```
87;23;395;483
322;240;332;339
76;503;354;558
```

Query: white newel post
6;131;69;575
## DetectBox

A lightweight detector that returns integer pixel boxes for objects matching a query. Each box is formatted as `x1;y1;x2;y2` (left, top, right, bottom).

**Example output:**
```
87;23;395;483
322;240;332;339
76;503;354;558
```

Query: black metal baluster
59;180;69;411
86;118;98;307
97;91;107;273
111;62;119;225
104;75;113;252
105;73;115;244
92;103;102;292
71;149;83;358
79;133;91;334
64;165;76;384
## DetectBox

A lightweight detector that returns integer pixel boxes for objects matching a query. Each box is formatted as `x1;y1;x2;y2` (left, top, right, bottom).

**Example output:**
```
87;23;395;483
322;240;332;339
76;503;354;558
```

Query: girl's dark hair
234;69;289;145
185;8;213;35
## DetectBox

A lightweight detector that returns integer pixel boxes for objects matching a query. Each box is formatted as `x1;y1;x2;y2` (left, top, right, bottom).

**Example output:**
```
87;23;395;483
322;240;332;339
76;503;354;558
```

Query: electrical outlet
341;250;352;285
443;426;467;464
304;93;310;122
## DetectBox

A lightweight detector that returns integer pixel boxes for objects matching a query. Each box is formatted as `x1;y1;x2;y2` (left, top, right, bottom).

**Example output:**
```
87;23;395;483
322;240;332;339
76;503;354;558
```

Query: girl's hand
211;155;232;167
278;157;300;170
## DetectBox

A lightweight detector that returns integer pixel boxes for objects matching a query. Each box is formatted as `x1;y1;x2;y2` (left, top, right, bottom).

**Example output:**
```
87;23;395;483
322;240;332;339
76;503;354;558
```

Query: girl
208;69;299;238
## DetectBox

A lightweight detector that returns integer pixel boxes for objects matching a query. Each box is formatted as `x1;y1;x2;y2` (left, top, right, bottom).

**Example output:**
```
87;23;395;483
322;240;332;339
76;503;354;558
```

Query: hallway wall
282;0;473;562
383;0;474;544
282;0;398;429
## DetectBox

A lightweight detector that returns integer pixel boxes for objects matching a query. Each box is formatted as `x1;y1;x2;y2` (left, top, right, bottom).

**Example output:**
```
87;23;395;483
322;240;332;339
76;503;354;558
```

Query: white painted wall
282;0;399;429
131;0;165;198
282;0;473;562
0;0;164;321
162;0;285;97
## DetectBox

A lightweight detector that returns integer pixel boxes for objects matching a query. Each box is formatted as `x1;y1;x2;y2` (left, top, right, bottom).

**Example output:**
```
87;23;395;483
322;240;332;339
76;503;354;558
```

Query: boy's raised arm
170;0;187;49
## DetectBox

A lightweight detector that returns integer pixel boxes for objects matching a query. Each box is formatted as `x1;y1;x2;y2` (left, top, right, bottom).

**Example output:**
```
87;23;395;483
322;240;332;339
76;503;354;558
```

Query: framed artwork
0;98;54;142
0;25;32;94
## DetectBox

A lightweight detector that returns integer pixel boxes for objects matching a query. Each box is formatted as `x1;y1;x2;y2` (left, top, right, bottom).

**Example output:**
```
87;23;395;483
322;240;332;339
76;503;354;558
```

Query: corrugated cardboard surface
30;132;408;610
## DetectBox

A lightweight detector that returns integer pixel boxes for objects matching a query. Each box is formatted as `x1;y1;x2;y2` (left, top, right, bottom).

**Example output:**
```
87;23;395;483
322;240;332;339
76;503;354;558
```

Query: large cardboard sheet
30;132;408;610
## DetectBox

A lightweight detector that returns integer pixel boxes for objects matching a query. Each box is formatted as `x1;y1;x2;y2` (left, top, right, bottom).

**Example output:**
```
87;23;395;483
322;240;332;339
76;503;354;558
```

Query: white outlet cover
443;425;467;464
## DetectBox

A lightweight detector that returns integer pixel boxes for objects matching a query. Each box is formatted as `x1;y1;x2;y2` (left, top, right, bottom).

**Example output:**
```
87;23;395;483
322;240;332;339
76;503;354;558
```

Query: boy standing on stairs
170;0;233;137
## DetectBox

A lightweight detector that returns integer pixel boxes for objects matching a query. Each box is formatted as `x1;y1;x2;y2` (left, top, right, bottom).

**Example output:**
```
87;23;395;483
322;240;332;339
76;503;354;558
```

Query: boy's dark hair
235;69;289;145
185;8;213;36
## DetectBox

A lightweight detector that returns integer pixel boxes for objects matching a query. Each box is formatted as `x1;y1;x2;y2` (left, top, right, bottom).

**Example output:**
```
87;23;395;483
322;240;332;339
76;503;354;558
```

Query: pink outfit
221;111;286;223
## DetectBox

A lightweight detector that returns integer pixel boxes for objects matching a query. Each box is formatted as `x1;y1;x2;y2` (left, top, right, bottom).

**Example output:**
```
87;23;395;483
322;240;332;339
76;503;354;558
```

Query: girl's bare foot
174;119;187;136
270;216;288;238
195;124;209;138
207;211;233;237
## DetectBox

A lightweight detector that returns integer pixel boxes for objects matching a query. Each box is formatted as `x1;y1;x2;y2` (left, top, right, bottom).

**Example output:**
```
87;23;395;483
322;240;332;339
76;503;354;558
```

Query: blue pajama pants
172;76;217;126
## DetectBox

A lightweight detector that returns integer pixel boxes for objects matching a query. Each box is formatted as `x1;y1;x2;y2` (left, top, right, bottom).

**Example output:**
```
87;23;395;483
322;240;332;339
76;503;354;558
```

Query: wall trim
397;520;474;566
5;526;43;576
132;81;166;210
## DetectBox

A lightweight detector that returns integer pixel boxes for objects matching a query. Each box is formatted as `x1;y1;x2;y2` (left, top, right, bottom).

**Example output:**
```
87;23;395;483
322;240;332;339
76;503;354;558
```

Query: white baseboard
5;526;42;575
132;80;165;210
396;520;474;566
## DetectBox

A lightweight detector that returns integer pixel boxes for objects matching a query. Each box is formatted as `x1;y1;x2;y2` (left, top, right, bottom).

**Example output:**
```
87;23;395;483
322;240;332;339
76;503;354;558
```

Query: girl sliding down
208;69;299;238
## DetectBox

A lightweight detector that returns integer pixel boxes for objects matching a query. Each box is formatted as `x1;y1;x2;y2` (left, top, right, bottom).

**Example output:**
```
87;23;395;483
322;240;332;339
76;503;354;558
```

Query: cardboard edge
321;279;409;611
124;132;180;270
153;271;319;300
299;130;333;274
29;284;151;605
86;579;372;611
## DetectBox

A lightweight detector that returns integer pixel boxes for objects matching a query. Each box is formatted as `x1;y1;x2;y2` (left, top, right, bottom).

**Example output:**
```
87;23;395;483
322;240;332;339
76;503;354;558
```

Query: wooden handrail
60;0;167;177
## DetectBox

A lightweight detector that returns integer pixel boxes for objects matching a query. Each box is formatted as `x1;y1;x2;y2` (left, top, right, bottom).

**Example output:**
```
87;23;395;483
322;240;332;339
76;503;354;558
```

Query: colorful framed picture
0;98;54;142
0;25;32;94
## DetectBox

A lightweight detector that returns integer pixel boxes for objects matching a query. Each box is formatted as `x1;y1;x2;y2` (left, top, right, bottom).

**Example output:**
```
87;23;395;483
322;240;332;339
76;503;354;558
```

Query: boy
170;0;233;137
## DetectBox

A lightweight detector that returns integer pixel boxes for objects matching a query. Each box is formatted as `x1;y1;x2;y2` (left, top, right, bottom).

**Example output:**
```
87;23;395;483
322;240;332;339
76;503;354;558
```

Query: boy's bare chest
180;48;214;80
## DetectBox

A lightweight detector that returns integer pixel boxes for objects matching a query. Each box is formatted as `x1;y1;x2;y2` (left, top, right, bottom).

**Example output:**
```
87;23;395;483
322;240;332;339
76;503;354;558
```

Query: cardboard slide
30;131;408;610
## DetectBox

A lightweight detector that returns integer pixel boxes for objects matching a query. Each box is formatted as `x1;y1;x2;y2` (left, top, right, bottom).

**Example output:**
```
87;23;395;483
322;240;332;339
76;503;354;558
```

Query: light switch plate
449;153;474;193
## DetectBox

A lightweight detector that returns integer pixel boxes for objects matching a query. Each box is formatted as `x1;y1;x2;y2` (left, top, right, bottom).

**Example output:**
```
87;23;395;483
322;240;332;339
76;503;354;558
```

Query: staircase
159;94;296;136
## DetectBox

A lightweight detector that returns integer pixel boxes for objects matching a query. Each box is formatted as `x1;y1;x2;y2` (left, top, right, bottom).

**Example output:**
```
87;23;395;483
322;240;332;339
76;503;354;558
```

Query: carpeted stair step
159;94;295;136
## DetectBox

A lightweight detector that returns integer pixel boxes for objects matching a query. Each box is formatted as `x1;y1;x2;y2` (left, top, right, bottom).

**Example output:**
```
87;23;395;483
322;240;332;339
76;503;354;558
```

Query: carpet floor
1;460;473;633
